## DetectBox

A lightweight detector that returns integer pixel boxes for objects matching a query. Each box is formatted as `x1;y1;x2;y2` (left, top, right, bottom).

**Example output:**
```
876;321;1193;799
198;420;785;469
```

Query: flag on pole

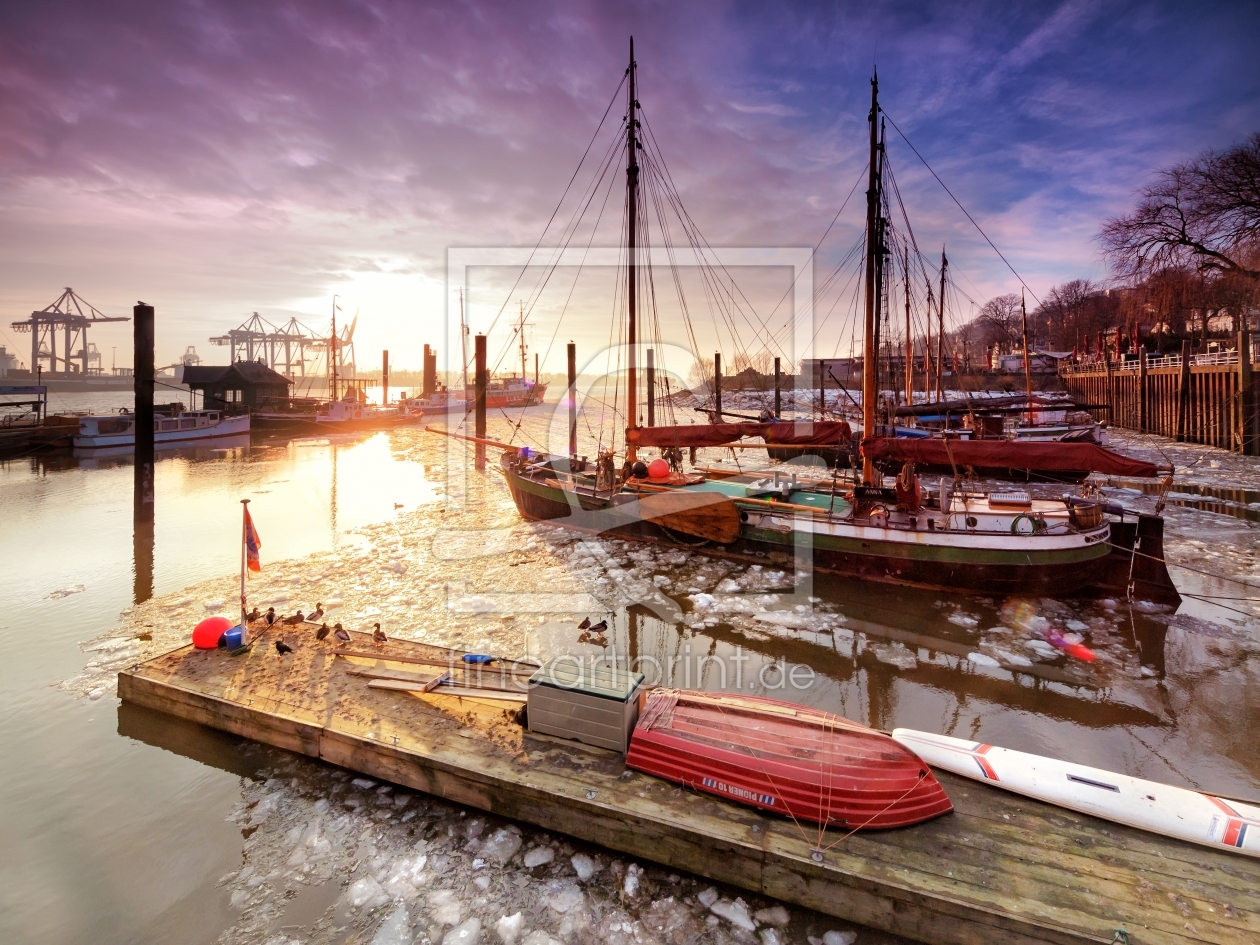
244;506;262;572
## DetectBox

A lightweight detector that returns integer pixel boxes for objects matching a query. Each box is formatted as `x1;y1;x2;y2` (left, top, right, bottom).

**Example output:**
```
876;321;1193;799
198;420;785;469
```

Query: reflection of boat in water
627;688;953;828
73;409;249;449
74;433;251;463
252;398;422;435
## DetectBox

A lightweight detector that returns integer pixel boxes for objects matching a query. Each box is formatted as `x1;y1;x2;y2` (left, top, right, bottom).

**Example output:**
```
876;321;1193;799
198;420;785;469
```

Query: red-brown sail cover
627;421;852;449
859;437;1160;477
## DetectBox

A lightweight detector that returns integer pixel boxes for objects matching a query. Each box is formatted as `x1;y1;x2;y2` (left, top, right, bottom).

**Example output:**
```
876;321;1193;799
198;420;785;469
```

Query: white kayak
892;728;1260;858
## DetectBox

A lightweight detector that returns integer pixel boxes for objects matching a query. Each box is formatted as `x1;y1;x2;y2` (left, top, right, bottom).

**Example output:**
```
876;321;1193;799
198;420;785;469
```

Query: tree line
959;133;1260;360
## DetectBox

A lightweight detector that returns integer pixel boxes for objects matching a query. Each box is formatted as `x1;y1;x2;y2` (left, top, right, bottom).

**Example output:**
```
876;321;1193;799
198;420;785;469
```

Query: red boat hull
626;690;952;829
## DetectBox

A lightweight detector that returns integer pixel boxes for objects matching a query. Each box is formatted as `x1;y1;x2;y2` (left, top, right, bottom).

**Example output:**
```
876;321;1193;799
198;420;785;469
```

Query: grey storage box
527;658;644;753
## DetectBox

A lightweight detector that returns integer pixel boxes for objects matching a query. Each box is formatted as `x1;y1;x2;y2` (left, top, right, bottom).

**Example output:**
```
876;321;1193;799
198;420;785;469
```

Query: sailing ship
489;49;1179;602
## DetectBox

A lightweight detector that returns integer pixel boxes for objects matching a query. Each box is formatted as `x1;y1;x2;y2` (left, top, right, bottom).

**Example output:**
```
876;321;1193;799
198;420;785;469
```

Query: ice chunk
697;887;719;908
823;932;857;945
351;778;378;790
521;932;562;945
523;846;554;868
988;648;1032;668
872;642;918;670
429;889;462;926
480;827;523;865
347;876;388;909
203;598;225;611
372;905;411;945
966;652;999;667
571;853;597;881
710;897;756;931
753;612;809;629
760;929;784;945
496;912;524;945
754;905;790;927
947;613;978;627
543;880;585;914
443;918;482;945
46;584;86;599
690;593;715;610
623;863;643;897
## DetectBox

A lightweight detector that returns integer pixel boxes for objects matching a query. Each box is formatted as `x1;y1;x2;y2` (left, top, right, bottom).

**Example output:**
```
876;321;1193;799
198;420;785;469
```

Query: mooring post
646;348;655;428
381;350;389;406
1240;329;1255;456
422;345;436;397
713;352;722;420
819;358;826;418
774;357;781;419
1138;346;1148;432
133;301;155;605
1176;340;1191;442
474;334;487;470
567;342;577;459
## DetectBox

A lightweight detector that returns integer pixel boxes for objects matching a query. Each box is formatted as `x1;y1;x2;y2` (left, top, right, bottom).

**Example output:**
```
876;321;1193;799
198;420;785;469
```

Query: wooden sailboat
491;54;1178;601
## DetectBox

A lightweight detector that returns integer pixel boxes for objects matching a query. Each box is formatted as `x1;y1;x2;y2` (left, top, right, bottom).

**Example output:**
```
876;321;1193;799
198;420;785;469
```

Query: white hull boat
74;410;250;449
892;729;1260;857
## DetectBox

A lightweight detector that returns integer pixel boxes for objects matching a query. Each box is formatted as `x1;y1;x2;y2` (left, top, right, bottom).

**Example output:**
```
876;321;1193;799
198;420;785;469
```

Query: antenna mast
860;71;881;484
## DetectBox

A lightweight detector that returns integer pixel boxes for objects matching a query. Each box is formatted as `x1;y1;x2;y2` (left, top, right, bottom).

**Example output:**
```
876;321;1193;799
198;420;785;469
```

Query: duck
578;617;591;630
246;607;261;622
587;619;608;634
283;610;305;625
264;607;276;626
309;603;324;622
315;623;330;642
333;625;351;645
372;623;387;647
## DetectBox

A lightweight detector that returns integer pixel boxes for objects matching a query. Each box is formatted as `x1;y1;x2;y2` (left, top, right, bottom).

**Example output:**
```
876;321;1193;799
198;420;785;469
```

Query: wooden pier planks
116;630;1260;945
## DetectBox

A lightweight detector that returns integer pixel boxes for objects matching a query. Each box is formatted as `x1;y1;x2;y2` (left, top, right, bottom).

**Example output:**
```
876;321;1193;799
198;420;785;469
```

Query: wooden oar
333;649;539;678
346;665;527;694
368;679;527;703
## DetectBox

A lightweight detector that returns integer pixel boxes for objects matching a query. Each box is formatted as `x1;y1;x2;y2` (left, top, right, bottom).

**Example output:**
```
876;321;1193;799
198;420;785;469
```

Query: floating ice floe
46;584;86;599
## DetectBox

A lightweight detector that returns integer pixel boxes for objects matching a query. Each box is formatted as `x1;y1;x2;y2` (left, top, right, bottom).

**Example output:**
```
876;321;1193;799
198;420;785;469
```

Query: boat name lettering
1083;530;1107;544
701;776;774;806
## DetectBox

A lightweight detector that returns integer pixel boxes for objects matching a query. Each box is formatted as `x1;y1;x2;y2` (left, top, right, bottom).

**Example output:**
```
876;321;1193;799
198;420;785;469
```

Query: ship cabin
183;362;292;412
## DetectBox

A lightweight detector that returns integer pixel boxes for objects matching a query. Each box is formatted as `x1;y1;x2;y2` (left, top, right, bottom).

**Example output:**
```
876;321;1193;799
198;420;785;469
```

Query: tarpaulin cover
859;436;1160;478
628;421;852;449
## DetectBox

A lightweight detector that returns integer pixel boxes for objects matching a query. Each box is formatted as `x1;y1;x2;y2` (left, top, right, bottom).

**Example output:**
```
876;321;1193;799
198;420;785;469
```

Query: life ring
1010;513;1045;536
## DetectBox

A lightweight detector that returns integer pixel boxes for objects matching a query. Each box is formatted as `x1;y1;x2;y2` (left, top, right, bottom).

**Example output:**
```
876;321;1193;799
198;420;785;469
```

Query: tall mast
1021;291;1034;426
625;37;640;461
925;279;933;403
330;296;338;401
860;71;881;484
936;248;947;403
904;246;912;410
518;300;527;382
459;288;468;395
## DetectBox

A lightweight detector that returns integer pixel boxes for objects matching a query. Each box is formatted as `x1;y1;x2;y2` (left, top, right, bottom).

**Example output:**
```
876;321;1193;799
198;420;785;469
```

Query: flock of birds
243;602;388;663
251;605;615;663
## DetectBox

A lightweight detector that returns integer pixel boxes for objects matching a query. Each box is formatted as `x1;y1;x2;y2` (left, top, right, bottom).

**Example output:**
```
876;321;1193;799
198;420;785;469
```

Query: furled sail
859;436;1161;478
628;421;852;449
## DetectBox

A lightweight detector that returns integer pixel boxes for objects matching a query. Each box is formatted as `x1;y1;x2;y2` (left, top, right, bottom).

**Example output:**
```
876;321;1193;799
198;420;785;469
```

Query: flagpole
240;498;249;640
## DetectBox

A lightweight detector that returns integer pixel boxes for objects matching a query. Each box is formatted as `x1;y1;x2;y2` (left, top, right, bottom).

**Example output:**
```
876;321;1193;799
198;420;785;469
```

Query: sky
0;0;1257;373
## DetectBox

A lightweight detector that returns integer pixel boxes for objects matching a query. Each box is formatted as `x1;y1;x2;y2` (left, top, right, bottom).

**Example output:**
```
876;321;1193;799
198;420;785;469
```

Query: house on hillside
183;362;291;411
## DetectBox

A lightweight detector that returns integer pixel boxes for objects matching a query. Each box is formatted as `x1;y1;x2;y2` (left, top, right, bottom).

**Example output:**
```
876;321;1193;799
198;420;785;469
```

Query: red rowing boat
625;690;952;829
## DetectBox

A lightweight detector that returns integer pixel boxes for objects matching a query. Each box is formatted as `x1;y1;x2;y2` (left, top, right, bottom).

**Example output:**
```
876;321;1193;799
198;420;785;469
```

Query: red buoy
193;615;233;649
647;458;671;480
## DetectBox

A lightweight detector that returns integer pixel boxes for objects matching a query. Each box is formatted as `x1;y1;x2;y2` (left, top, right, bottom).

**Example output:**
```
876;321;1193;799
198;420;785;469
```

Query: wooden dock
118;629;1260;945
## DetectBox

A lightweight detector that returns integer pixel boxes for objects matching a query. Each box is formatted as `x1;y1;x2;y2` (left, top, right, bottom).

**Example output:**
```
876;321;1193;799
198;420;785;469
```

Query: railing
1059;346;1257;375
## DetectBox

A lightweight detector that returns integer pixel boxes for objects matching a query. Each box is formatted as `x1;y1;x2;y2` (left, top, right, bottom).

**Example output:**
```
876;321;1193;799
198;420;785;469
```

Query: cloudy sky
1;0;1256;372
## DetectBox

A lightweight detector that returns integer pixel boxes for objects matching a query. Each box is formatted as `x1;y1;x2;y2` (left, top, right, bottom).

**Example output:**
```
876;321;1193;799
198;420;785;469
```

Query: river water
3;392;1259;945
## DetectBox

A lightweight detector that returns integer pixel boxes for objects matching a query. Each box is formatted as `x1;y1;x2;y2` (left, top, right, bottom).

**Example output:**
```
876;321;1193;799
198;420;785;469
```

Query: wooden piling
1240;330;1254;456
1137;347;1147;432
133;301;155;604
774;356;781;419
474;334;487;470
713;352;722;419
382;350;389;406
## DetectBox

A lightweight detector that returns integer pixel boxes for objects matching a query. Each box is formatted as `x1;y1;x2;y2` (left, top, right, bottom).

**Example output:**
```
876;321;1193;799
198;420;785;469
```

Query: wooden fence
1060;331;1258;455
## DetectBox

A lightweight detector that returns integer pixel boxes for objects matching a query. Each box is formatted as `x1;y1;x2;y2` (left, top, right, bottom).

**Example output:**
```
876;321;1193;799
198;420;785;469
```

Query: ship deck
118;629;1259;945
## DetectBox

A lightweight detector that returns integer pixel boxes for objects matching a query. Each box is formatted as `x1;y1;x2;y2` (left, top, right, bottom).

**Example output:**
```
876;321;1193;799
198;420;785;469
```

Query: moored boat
74;409;249;449
626;689;953;829
892;729;1260;857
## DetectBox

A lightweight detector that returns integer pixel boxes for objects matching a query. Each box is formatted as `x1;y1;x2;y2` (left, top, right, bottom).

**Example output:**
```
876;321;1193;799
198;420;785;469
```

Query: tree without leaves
1101;134;1260;282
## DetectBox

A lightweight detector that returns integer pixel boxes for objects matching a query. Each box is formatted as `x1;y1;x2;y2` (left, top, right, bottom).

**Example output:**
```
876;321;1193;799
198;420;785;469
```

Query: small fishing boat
891;729;1260;857
626;689;953;829
74;409;250;449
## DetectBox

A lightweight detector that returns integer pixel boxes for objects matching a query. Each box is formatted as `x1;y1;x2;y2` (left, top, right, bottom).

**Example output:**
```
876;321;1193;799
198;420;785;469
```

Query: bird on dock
587;619;608;634
333;624;351;645
578;617;591;630
372;623;387;647
316;623;330;642
246;607;261;622
264;607;276;626
283;610;305;625
309;603;324;621
275;639;293;662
